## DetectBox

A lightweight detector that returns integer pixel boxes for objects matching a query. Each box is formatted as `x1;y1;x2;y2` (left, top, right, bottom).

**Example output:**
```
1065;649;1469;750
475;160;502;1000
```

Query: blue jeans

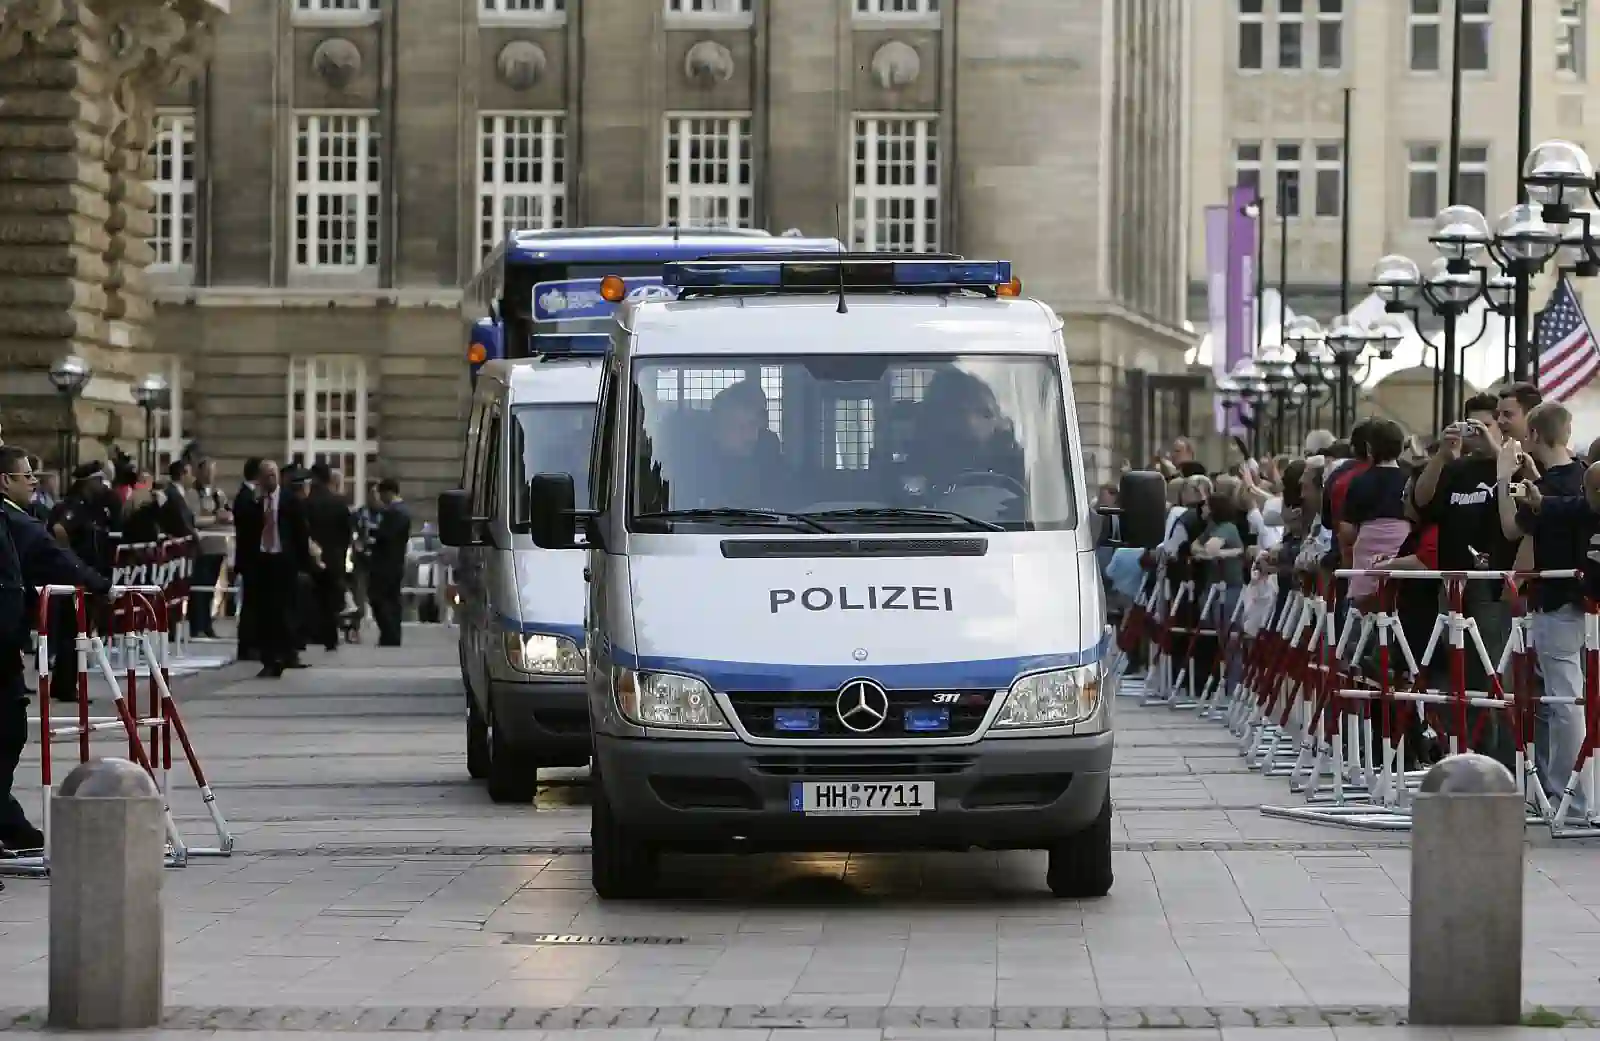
1529;605;1590;821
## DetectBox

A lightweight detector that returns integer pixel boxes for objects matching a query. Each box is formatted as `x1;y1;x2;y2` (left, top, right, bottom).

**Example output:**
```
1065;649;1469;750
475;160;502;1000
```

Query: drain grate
504;933;688;947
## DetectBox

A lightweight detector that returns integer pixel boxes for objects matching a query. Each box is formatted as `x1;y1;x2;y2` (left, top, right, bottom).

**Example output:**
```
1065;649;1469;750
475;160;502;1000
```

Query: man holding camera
1412;394;1519;771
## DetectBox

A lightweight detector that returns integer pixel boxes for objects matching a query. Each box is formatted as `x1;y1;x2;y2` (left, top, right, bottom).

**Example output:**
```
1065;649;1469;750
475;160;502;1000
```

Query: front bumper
489;675;591;767
594;731;1112;852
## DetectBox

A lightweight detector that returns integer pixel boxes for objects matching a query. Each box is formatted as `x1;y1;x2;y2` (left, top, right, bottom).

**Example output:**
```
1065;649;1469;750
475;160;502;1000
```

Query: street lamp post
130;373;171;475
47;355;92;478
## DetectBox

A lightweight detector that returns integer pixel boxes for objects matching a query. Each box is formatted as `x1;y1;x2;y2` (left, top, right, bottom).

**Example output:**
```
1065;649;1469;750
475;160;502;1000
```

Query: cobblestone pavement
3;628;1599;1032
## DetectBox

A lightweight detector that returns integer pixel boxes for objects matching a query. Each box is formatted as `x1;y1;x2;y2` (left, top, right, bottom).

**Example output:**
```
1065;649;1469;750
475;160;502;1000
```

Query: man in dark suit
370;478;411;648
234;460;315;678
232;458;262;661
0;446;111;855
305;463;352;652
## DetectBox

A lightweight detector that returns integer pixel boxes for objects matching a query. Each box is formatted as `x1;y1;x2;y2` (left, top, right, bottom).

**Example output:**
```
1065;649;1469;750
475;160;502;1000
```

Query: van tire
486;707;540;803
1046;793;1113;898
466;693;490;781
591;765;658;899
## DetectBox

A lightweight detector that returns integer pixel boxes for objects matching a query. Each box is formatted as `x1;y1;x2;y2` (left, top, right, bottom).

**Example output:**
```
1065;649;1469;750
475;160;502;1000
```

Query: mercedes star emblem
852;647;868;661
836;679;890;733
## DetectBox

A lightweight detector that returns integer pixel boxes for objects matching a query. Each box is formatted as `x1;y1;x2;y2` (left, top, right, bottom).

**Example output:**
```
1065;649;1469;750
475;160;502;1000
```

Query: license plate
790;781;934;816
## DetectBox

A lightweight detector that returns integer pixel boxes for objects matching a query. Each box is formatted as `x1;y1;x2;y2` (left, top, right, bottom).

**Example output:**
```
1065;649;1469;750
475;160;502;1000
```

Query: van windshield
628;355;1077;533
511;404;595;530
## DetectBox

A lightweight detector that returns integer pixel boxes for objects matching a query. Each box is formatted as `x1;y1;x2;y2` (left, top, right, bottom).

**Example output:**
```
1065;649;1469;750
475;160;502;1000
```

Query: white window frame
665;0;752;27
662;113;754;231
1274;142;1303;218
292;111;382;275
1313;142;1342;218
152;356;186;474
1557;0;1586;79
479;0;565;26
1459;143;1490;215
1276;0;1304;70
1406;142;1441;220
291;0;379;26
1408;0;1442;72
1315;0;1343;70
1459;0;1491;72
854;0;939;26
1237;0;1264;71
478;113;566;259
287;356;378;495
1234;141;1263;198
147;109;196;277
851;114;941;253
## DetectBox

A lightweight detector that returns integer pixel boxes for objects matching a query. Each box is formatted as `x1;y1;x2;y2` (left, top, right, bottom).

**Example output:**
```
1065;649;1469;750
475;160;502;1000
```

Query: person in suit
0;446;111;855
232;458;262;661
369;478;411;648
305;464;352;652
234;460;315;677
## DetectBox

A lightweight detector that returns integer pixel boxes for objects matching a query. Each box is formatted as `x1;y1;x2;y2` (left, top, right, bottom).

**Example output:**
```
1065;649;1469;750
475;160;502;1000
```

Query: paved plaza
2;628;1600;1037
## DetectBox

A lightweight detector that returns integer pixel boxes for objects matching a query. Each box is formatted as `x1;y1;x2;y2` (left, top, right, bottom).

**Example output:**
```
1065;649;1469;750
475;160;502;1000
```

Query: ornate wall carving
496;40;546;91
870;40;921;91
684;39;734;86
312;37;362;90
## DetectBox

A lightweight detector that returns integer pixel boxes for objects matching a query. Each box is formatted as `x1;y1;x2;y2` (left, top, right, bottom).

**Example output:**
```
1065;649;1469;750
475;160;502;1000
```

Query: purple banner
1205;205;1229;434
1223;183;1259;435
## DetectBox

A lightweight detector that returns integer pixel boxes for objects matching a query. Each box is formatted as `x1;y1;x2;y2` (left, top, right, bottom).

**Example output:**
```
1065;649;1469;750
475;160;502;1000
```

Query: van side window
591;360;620;511
462;397;486;492
474;405;503;520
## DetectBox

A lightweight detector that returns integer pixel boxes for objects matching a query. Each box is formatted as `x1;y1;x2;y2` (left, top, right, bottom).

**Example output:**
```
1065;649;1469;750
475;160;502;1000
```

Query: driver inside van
673;378;788;510
906;370;1027;495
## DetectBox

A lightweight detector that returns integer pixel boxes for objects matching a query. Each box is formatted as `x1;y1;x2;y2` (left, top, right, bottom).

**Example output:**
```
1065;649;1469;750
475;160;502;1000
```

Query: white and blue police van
521;254;1165;898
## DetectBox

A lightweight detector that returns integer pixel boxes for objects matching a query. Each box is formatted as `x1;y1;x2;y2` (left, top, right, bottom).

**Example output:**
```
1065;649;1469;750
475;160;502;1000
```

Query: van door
584;355;621;695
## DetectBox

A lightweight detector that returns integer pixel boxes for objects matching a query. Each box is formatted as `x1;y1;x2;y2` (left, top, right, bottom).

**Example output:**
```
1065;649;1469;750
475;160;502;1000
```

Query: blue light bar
530;333;611;356
661;258;1013;291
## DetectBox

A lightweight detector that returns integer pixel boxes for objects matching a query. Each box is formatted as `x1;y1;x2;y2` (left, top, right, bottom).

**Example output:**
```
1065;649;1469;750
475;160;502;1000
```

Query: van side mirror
437;489;480;547
1102;469;1167;549
528;473;591;550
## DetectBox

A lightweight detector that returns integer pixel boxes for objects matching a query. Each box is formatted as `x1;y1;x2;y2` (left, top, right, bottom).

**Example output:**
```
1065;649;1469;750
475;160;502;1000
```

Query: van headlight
504;633;585;676
612;668;729;729
993;665;1102;728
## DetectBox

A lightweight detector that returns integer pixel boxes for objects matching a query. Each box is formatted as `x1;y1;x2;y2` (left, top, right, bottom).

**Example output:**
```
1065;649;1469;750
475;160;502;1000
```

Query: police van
521;255;1164;898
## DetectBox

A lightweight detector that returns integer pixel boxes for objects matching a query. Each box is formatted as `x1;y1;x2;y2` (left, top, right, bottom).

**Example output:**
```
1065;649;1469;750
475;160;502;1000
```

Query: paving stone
578;1006;625;1028
1064;1007;1107;1028
313;1007;370;1029
350;1007;405;1031
541;1007;586;1030
915;1007;958;1028
614;1006;660;1027
1104;1007;1146;1029
688;1006;729;1028
201;1006;261;1029
160;1005;212;1029
955;1006;995;1029
652;1006;695;1028
430;1006;478;1030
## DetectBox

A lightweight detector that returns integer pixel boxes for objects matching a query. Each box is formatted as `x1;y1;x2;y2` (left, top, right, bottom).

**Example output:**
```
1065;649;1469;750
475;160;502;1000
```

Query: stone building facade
6;0;1193;510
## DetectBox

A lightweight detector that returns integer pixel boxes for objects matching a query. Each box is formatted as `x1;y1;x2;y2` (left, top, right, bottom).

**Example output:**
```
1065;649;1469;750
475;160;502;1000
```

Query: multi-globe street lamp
47;354;91;477
1365;147;1579;433
131;372;171;474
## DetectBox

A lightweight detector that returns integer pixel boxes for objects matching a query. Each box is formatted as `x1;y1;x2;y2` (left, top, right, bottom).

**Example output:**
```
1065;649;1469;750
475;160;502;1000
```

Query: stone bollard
1409;752;1524;1026
48;758;165;1031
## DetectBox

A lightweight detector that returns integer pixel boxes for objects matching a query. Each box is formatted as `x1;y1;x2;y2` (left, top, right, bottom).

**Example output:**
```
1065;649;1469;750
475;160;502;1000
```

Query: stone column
0;0;222;472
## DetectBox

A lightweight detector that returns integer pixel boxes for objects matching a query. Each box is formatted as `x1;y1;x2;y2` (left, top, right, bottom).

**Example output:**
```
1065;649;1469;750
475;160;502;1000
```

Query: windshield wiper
634;508;834;533
800;507;1006;532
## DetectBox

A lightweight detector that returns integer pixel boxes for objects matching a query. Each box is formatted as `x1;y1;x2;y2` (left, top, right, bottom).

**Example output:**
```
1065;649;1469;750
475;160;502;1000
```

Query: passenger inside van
906;369;1027;493
668;379;789;510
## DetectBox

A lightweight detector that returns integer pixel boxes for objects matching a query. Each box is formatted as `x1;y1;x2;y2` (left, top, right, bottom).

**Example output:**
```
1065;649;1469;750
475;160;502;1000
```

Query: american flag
1536;275;1600;403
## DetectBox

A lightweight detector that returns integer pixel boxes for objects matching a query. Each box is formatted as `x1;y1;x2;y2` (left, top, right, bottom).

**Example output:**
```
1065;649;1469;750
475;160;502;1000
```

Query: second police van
522;254;1165;899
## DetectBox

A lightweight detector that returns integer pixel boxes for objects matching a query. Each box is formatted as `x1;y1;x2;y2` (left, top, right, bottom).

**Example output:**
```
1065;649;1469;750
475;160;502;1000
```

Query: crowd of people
1102;381;1600;828
1;433;415;860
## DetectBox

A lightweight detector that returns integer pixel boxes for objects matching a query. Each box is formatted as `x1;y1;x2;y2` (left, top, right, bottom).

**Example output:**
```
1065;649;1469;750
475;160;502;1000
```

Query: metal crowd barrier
1106;557;1600;839
1;585;236;878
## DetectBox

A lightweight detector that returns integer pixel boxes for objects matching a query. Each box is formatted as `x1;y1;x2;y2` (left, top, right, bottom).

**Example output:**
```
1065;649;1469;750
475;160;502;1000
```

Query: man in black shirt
1413;393;1517;770
1512;402;1594;824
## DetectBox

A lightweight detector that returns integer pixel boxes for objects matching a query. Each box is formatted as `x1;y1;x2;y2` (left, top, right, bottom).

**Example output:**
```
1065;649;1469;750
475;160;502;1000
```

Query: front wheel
485;699;540;803
1046;793;1113;898
590;761;658;900
466;693;490;781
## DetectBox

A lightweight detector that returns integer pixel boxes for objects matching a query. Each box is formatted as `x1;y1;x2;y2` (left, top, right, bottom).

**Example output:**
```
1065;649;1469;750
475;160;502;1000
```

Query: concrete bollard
48;758;165;1031
1409;752;1524;1027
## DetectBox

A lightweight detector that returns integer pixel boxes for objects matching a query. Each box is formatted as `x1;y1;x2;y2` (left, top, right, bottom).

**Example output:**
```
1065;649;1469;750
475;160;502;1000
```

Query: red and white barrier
1110;559;1600;838
0;583;235;879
